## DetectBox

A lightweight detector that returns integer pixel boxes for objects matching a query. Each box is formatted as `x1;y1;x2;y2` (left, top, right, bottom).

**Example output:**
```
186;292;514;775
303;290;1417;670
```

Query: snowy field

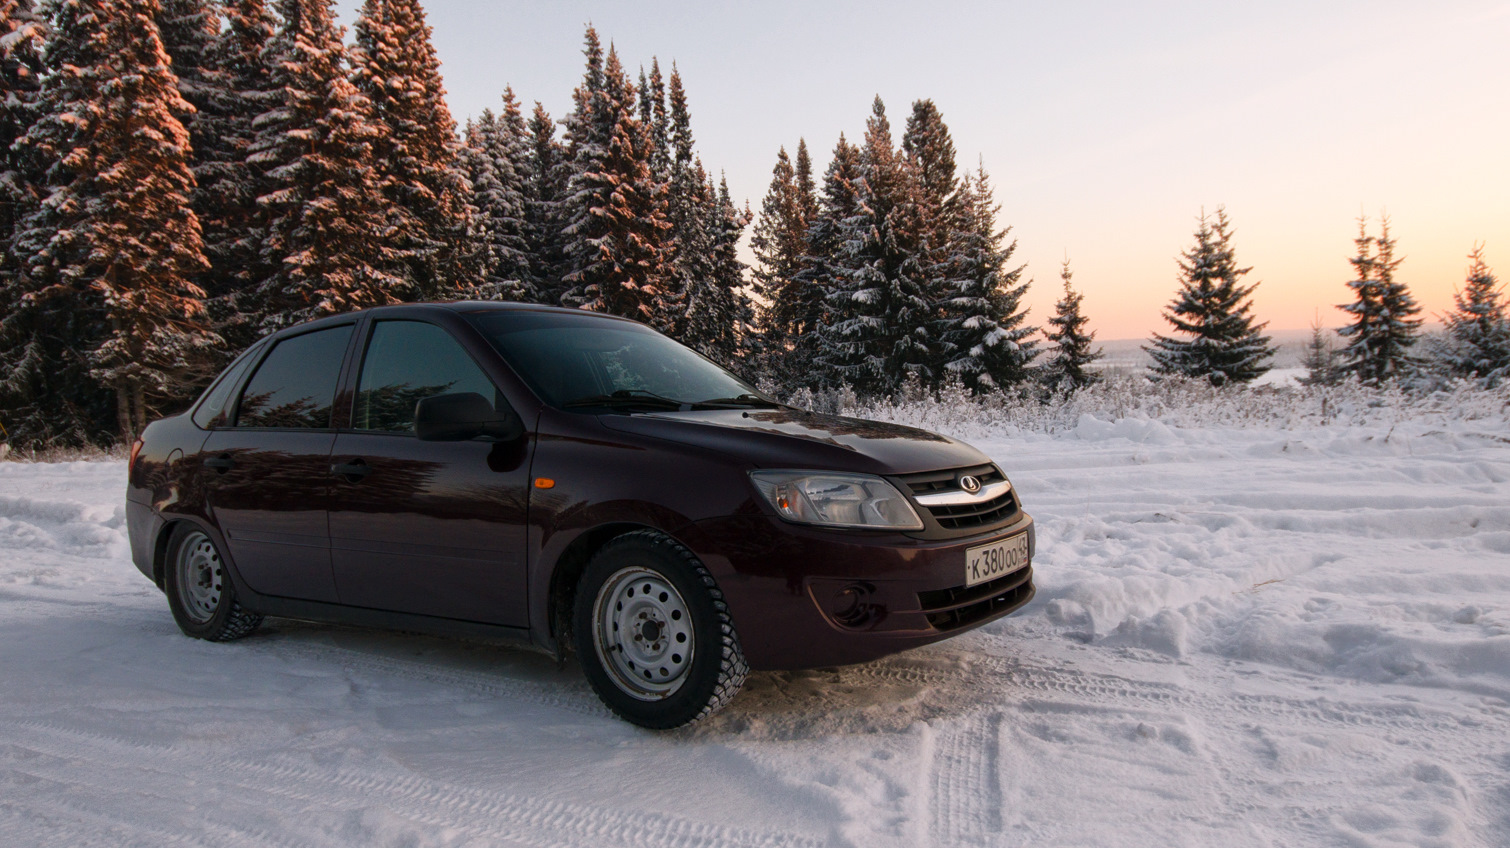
3;409;1509;847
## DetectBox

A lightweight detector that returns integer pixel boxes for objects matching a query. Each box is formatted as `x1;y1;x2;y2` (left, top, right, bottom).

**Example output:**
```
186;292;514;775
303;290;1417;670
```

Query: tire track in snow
927;710;1002;845
842;650;1507;738
2;718;825;848
246;632;610;718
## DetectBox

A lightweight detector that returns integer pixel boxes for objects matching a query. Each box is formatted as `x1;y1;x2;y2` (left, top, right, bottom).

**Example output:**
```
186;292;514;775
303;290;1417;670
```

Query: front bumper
687;511;1035;670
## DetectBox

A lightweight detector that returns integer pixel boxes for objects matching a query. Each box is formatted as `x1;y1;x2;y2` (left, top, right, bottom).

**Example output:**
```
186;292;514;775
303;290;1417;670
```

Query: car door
328;319;532;625
200;323;355;602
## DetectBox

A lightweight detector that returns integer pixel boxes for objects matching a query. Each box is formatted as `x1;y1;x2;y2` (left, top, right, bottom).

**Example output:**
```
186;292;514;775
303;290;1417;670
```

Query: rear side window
235;325;353;429
353;320;498;433
191;341;265;429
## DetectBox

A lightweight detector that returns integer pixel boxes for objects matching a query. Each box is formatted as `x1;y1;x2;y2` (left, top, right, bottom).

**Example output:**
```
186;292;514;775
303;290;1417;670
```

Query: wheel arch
544;521;675;659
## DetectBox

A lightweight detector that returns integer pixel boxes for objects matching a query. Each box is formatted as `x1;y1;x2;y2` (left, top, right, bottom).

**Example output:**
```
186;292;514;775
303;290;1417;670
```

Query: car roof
269;301;643;338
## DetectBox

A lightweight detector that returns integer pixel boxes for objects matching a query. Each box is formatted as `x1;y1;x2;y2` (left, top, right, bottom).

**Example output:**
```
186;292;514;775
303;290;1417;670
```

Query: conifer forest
2;0;1507;450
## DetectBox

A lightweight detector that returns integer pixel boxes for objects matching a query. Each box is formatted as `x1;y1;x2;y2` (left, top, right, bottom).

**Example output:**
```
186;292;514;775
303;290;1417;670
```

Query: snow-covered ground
3;413;1509;847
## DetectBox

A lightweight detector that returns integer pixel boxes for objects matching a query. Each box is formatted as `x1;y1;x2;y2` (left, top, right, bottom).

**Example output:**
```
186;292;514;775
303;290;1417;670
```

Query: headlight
749;470;924;531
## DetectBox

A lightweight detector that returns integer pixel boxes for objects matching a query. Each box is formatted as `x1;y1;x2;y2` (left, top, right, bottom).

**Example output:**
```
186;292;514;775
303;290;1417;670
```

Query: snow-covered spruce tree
1336;214;1421;384
248;0;401;330
14;0;216;440
199;0;279;339
821;97;933;395
154;0;230;298
751;146;810;355
1298;313;1340;387
1041;257;1102;392
524;100;570;304
353;0;476;301
793;138;818;237
802;134;864;390
1;0;46;261
1146;207;1274;385
559;29;672;326
679;174;750;365
638;58;669;181
938;165;1036;392
653;62;699;337
1433;243;1509;384
460;101;530;298
0;0;113;448
752;137;823;387
900;99;962;380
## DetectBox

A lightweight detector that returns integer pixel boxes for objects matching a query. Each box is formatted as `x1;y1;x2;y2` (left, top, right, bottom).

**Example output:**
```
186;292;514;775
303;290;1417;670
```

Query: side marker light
534;478;555;489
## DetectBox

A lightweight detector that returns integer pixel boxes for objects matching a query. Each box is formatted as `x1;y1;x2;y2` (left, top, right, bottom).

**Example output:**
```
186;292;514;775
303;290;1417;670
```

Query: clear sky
338;0;1509;340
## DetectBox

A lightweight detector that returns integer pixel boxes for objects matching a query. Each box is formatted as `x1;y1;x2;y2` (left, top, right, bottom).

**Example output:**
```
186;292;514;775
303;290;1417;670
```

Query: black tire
573;530;748;729
163;524;263;642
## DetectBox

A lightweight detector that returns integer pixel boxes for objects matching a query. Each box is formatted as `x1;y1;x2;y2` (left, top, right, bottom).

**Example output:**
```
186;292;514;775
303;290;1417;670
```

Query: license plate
965;533;1030;588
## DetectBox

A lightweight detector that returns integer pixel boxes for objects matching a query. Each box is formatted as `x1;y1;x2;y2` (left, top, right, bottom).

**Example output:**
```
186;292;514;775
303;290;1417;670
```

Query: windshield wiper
691;393;785;410
562;389;687;411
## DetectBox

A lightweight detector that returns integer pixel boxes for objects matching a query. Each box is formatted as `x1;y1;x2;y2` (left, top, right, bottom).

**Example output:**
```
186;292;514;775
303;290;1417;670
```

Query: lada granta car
126;302;1036;728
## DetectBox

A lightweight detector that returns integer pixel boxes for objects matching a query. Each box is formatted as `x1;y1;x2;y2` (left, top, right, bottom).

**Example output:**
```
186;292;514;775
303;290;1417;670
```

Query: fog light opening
830;582;878;629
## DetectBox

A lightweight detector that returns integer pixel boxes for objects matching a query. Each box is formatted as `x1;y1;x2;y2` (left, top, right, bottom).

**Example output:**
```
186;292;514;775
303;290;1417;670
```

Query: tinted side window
235;326;353;429
191;341;265;429
354;321;498;433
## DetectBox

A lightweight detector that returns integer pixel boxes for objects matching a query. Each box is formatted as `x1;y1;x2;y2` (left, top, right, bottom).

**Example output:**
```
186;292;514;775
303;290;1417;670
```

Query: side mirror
414;392;524;442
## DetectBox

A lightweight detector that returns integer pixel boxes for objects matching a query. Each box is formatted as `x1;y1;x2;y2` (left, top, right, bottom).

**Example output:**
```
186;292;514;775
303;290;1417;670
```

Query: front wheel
574;530;748;729
164;524;263;641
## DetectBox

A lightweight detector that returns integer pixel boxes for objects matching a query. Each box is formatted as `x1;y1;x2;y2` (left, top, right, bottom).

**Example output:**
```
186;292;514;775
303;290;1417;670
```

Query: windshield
468;310;773;411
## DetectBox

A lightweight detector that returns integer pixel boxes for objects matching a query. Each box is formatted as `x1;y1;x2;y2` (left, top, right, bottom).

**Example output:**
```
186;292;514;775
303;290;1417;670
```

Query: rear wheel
164;525;262;641
574;530;747;729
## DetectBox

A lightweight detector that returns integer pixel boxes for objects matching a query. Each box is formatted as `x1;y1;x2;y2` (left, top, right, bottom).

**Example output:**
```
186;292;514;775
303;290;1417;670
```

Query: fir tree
559;29;671;326
249;0;401;329
751;146;808;351
938;165;1036;392
353;0;476;300
803;135;864;389
1;0;45;260
0;0;112;448
12;0;215;440
200;0;279;322
1337;214;1421;383
638;58;669;181
1298;312;1340;387
524;100;569;303
1146;207;1274;385
680;174;750;364
793;138;818;232
1042;258;1103;392
822;97;933;394
901;101;961;359
460;100;529;298
753;137;822;386
1434;243;1509;384
655;62;702;337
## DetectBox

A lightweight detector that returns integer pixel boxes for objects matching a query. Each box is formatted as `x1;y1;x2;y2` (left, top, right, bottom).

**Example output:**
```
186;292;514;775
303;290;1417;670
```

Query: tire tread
581;529;747;727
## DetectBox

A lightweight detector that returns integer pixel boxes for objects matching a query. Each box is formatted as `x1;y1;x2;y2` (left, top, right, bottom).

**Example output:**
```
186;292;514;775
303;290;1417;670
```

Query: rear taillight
129;437;144;473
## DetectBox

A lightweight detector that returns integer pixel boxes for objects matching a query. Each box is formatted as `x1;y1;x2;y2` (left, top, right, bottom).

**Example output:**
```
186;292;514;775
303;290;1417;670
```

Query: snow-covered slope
2;417;1508;847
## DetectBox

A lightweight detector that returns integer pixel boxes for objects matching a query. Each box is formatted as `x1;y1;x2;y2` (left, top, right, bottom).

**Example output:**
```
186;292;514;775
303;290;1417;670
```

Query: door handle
331;459;371;481
203;454;235;473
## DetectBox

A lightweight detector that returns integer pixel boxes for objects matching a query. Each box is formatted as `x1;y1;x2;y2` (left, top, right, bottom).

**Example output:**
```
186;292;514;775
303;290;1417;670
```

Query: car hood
598;408;990;476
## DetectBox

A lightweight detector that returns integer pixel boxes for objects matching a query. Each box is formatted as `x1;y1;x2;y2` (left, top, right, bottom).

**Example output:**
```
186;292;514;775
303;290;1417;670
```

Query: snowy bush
787;374;1510;441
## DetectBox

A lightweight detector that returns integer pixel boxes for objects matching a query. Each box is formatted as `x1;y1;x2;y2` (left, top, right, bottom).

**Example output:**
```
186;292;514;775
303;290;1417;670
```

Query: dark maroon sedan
126;303;1035;727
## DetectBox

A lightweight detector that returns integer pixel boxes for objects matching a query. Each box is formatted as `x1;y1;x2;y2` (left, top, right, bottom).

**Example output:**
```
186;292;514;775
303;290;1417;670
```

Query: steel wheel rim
592;566;695;700
176;531;223;624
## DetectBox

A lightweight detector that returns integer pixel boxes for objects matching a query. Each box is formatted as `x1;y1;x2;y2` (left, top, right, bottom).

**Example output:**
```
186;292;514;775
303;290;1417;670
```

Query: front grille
917;566;1034;632
896;464;1019;532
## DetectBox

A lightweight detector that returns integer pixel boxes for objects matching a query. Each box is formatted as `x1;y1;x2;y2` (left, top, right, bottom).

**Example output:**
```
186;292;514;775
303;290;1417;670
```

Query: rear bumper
687;512;1035;670
125;499;160;584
